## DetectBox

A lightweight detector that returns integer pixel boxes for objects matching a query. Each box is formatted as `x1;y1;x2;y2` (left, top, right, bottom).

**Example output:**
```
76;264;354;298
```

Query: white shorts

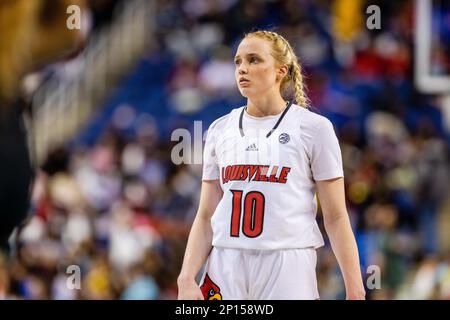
199;246;319;300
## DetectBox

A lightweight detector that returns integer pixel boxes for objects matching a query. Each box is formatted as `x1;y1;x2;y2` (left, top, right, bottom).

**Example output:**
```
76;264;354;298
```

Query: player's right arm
177;179;223;300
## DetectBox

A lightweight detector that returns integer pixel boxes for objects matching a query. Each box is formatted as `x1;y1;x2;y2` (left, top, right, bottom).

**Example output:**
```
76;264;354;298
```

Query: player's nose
238;62;248;74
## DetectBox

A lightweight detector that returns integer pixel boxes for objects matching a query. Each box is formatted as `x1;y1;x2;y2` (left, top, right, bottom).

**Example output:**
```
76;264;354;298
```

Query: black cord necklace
239;100;293;138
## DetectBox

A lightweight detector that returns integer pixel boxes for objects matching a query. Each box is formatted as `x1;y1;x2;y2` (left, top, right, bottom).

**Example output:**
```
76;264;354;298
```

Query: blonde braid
245;30;309;108
290;59;309;108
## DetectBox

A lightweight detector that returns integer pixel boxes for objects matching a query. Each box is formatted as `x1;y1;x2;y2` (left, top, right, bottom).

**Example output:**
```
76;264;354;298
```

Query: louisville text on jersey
221;165;291;184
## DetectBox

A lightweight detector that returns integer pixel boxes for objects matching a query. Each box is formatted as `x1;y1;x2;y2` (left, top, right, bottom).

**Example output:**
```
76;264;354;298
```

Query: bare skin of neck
245;90;287;117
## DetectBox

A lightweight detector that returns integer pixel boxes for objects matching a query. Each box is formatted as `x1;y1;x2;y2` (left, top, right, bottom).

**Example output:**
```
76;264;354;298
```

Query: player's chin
237;87;254;98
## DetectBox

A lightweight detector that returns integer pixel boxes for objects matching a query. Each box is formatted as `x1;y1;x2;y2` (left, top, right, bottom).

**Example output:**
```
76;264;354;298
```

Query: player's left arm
316;177;366;300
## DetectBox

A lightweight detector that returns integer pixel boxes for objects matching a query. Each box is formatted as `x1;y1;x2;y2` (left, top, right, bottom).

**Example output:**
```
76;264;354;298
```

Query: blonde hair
245;30;309;108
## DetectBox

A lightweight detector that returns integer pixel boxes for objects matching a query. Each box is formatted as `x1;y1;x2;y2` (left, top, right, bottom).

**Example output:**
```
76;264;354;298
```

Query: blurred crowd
1;0;450;300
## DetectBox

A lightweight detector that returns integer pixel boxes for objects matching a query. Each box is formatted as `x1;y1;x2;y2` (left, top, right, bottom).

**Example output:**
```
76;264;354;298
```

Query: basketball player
177;31;365;300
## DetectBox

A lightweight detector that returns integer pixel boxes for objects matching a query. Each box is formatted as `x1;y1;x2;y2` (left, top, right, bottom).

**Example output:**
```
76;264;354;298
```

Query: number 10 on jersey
230;190;265;238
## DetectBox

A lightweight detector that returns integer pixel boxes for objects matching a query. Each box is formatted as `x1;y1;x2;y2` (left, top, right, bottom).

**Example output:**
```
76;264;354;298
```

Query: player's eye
250;57;258;63
234;59;241;65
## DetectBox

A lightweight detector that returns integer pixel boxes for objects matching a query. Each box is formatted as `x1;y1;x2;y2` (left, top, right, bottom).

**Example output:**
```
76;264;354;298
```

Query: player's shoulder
291;104;334;134
207;106;243;132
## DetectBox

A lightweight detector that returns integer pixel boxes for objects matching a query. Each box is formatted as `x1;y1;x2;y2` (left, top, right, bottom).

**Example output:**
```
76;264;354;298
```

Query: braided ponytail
290;59;309;108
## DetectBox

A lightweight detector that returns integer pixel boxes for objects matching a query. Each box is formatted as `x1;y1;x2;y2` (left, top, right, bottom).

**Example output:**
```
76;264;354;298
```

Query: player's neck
246;95;287;117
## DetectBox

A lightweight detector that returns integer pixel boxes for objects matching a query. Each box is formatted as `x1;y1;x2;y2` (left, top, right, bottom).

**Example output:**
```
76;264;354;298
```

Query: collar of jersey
239;100;293;138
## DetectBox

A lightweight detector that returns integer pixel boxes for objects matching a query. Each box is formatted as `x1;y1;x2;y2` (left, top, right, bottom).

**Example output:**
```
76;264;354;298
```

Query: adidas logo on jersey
245;143;258;151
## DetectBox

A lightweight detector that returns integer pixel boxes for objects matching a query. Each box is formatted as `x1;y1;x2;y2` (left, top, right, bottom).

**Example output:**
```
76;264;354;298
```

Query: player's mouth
239;77;250;86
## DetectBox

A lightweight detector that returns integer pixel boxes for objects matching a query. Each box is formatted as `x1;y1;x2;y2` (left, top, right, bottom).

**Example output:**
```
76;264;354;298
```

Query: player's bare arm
316;177;366;300
177;179;223;300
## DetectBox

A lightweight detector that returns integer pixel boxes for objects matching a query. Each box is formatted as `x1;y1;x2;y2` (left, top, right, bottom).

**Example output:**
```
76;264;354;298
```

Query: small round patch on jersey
279;133;290;144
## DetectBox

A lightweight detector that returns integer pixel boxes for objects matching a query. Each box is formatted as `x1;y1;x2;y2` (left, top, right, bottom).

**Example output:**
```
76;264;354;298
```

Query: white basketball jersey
202;104;344;250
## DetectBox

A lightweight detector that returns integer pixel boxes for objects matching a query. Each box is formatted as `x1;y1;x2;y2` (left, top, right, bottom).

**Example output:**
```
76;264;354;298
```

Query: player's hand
177;278;204;300
346;289;366;300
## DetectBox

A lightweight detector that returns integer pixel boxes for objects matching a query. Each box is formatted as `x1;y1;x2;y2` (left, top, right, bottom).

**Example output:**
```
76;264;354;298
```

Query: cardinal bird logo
200;273;222;300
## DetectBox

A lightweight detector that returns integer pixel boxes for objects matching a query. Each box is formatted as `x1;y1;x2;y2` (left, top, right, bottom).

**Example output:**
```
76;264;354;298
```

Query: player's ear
276;64;289;81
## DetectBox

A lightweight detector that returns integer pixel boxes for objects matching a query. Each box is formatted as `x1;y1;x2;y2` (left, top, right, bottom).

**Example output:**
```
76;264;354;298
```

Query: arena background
0;0;449;300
